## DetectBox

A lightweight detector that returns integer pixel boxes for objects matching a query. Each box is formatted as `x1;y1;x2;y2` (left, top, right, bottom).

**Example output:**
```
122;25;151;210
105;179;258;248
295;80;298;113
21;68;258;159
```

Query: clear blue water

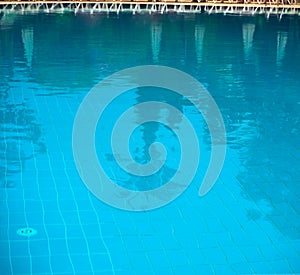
0;11;300;274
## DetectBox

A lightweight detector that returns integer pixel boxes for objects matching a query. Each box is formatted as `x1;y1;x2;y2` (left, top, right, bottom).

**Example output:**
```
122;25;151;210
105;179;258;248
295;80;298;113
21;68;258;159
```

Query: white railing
0;0;299;16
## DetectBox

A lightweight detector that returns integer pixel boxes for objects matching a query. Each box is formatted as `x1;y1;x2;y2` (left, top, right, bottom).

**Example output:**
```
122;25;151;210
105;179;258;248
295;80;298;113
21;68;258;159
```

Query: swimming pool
0;11;299;274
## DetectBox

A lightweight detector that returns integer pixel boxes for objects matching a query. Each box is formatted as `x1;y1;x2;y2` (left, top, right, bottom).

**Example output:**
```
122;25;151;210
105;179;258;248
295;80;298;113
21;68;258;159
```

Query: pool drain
17;227;37;237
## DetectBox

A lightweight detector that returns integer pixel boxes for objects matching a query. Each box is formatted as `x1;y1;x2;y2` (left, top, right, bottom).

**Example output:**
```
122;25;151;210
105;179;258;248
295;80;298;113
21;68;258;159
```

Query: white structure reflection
276;31;288;66
151;22;162;63
242;23;255;61
195;24;206;64
22;27;34;68
0;13;16;27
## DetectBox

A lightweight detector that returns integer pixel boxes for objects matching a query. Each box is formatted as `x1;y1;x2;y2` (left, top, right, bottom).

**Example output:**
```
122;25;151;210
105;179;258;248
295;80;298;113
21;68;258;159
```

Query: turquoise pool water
0;11;300;274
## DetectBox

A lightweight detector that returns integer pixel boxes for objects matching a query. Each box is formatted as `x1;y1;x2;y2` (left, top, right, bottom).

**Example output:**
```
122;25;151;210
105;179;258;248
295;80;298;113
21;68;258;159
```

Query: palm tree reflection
0;87;45;188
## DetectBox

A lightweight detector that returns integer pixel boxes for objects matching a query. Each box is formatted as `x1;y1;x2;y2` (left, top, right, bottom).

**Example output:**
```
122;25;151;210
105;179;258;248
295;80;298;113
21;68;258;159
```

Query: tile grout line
53;94;95;274
44;93;76;275
12;86;33;275
66;93;116;274
88;190;116;275
31;89;54;274
3;85;13;275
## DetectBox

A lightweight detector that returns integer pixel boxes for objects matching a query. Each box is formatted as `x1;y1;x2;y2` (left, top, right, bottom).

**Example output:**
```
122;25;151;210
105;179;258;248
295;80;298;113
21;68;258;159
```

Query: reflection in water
104;87;188;191
22;27;34;68
242;23;255;60
0;16;45;188
0;88;45;188
0;13;299;245
201;16;300;240
151;22;162;63
195;24;206;64
226;113;260;150
0;13;16;27
276;31;288;66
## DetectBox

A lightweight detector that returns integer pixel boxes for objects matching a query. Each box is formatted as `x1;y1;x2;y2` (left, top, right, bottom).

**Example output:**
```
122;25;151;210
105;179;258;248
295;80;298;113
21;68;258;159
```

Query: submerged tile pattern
1;91;299;274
